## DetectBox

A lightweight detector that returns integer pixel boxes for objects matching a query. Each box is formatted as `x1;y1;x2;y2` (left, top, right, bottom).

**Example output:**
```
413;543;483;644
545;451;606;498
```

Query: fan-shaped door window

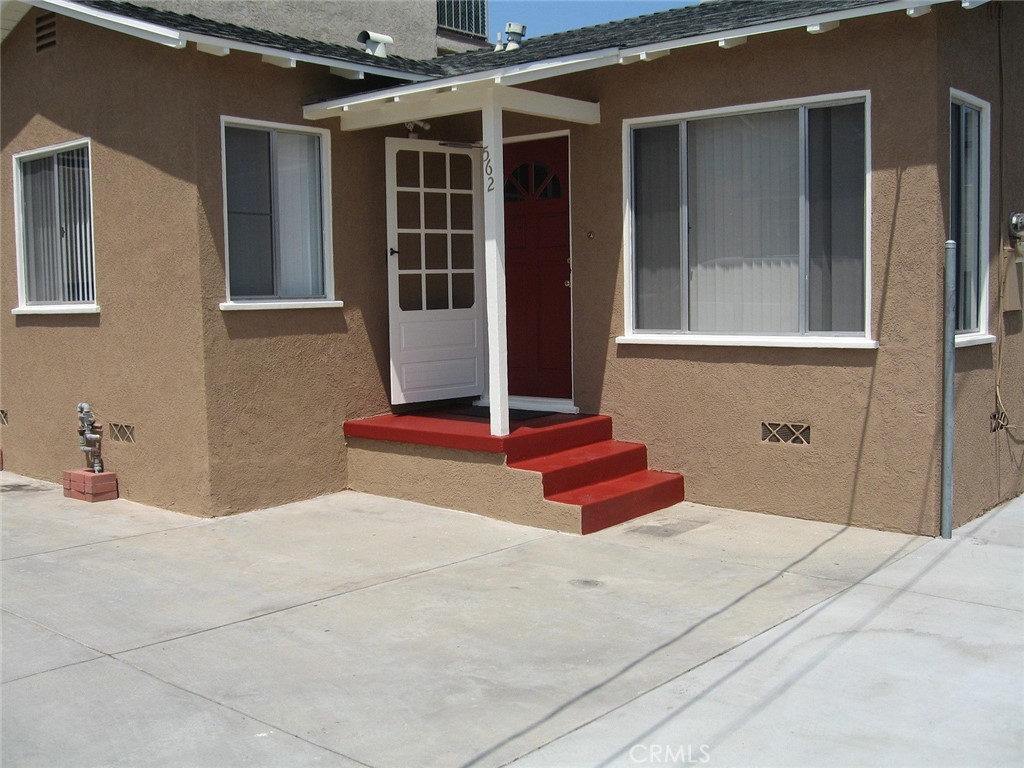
504;161;561;202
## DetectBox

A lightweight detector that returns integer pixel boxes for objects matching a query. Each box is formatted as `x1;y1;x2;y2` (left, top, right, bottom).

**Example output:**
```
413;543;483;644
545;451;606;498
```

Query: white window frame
949;89;994;348
11;138;100;315
219;116;341;311
618;91;876;349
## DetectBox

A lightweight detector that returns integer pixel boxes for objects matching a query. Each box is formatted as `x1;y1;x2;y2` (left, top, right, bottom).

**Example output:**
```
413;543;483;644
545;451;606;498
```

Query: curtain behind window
687;110;800;333
276;132;324;298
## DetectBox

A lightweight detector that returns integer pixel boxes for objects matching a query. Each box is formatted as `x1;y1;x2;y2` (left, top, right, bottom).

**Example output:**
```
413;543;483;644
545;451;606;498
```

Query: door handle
389;247;399;256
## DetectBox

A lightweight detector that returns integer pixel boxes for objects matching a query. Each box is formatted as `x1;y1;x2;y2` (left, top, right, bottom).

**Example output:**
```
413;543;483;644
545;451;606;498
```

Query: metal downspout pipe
941;240;956;539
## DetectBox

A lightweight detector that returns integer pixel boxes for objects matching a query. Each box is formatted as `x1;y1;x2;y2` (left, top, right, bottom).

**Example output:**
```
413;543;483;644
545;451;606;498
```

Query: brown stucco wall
4;3;1017;534
496;12;954;534
478;5;1023;533
556;12;955;533
939;1;1024;526
348;438;582;533
1;10;213;512
185;50;390;515
0;11;398;515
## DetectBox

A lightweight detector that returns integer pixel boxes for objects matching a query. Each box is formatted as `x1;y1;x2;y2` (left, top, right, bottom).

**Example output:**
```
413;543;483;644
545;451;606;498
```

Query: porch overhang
306;83;599;438
302;82;600;131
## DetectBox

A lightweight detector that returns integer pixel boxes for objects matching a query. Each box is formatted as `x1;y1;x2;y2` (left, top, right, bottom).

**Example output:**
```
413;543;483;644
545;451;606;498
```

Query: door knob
564;280;571;287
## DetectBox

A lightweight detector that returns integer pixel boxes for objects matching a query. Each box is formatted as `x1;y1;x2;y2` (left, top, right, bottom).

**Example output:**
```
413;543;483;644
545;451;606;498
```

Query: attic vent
35;12;57;52
0;410;8;426
761;422;811;445
109;423;136;444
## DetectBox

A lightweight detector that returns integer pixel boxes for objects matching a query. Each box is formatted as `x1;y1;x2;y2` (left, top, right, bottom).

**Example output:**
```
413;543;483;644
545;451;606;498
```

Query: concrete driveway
2;470;1021;767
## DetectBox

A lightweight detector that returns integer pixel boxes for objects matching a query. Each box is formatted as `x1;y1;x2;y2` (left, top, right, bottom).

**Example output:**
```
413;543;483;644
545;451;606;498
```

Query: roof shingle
77;0;900;84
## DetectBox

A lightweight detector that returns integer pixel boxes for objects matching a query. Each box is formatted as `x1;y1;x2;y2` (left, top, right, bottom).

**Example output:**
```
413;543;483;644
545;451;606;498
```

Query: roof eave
303;46;622;120
304;0;960;120
617;0;952;58
29;0;431;82
33;0;185;47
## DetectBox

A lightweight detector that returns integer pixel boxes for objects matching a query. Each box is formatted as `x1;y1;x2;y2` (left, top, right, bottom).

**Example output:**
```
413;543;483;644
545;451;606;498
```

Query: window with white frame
629;97;868;338
949;93;989;335
14;140;96;307
222;120;331;301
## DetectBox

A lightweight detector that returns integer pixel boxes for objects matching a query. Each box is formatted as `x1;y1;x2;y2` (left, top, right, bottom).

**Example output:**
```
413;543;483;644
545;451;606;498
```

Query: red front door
503;137;572;399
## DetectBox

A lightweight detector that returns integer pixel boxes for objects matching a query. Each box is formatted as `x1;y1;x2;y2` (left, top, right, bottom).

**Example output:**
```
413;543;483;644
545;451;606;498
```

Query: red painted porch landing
344;411;685;534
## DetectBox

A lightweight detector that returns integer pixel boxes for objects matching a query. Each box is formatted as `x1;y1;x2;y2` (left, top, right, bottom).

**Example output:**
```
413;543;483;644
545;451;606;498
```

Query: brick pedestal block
62;469;118;502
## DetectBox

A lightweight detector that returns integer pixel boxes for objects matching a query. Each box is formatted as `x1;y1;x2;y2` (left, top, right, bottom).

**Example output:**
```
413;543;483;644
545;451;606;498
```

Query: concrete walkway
2;470;1021;768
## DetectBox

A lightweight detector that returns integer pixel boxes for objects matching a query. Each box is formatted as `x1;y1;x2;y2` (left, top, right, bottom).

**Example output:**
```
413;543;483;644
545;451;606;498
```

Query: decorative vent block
110;423;135;443
35;12;56;52
762;422;810;445
0;410;7;426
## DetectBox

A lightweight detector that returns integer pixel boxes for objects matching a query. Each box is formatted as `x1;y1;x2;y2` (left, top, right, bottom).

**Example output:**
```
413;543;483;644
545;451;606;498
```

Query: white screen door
386;138;485;404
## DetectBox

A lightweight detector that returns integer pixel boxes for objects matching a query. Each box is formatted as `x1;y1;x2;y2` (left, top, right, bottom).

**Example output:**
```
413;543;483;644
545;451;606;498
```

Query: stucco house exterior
2;0;1021;535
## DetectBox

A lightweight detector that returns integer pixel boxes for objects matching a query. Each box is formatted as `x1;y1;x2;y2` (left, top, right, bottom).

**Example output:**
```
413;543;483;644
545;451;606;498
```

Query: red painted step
502;415;613;462
344;408;684;534
344;412;613;458
509;440;649;496
548;470;686;535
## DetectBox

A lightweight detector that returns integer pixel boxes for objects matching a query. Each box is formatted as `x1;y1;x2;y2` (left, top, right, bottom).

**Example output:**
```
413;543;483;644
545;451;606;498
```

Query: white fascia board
333;90;486;130
495;86;599;124
183;32;429;81
493;49;622;86
32;0;185;47
617;0;954;58
330;85;598;131
303;47;621;120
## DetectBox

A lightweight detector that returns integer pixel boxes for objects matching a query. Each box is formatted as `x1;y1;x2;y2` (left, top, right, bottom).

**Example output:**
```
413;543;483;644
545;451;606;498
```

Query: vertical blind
687;110;800;333
21;146;95;304
632;102;865;335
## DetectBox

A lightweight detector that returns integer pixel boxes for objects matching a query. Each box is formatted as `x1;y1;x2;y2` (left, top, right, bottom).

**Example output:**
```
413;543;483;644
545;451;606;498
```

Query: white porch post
481;93;510;437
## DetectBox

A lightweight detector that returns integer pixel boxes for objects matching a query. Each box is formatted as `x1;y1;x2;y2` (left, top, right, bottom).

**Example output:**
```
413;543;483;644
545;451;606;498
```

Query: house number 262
482;146;495;193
